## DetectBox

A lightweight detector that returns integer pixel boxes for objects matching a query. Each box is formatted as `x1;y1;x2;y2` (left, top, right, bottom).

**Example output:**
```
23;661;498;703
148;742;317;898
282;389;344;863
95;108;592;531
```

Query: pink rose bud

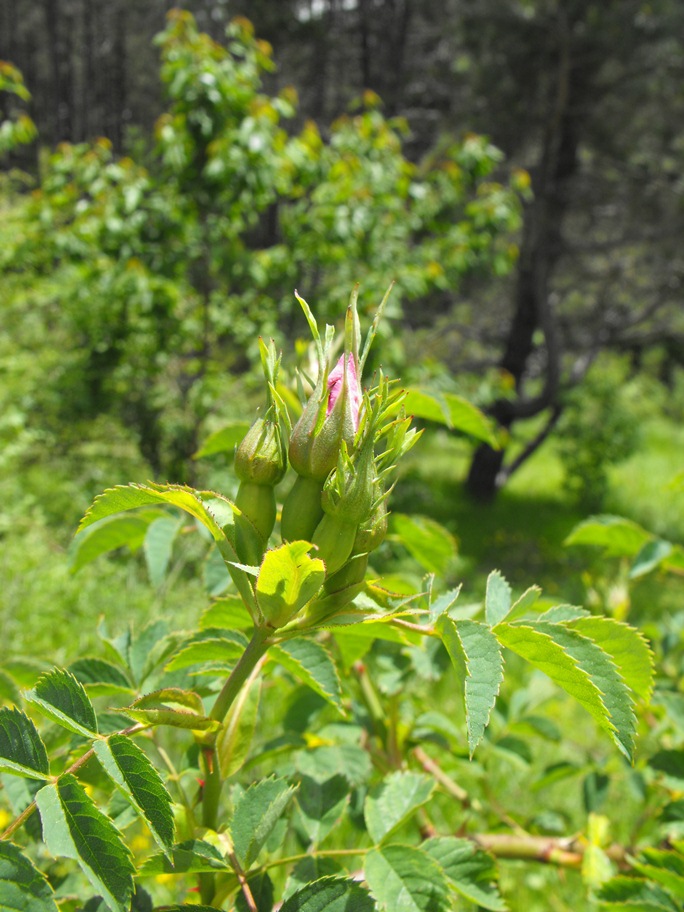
327;353;362;432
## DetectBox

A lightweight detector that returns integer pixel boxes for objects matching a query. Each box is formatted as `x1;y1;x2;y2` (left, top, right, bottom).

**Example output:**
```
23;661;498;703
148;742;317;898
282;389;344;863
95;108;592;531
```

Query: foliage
0;293;655;911
0;11;522;484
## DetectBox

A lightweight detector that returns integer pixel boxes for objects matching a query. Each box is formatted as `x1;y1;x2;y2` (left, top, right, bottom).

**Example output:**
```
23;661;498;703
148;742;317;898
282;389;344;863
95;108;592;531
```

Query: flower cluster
233;287;420;626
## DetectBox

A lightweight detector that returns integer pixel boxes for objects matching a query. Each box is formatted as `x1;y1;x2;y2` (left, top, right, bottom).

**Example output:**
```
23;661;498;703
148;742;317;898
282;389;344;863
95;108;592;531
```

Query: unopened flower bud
235;417;286;487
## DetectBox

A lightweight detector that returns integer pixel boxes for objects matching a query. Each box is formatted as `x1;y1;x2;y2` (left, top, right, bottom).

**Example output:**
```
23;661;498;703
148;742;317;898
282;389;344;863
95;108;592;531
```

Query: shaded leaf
217;675;261;778
0;670;21;707
564;516;651;557
365;844;451;912
36;775;134;912
68;513;157;573
0;707;49;780
194;422;251;459
596;875;680;910
139;840;229;876
364;771;433;844
390;514;457;575
68;659;133;697
0;841;58;912
280;876;374;912
94;734;175;853
144;516;182;587
423;836;507;911
438;618;504;756
235;871;274;912
24;668;97;738
122;687;217;731
296;775;349;845
230;776;298;869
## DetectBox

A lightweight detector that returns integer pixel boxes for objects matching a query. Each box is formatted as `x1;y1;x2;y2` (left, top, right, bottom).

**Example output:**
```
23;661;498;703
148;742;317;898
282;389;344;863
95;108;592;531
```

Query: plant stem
210;626;272;725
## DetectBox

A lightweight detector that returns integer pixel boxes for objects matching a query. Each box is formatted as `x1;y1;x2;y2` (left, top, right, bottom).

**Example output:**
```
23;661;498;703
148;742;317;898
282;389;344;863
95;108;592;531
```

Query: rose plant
0;290;654;911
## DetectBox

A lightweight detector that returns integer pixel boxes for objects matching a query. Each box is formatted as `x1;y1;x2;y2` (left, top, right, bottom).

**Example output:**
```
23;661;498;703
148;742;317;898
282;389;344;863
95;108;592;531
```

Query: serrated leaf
0;841;58;912
633;849;684;899
144;516;182;587
485;571;512;626
564;516;651;557
230;776;298;869
36;775;135;912
423;836;507;911
364;771;433;844
596;875;680;910
165;630;247;673
390;514;457;575
280;876;374;912
296;774;349;845
283;858;344;902
68;659;133;697
365;844;451;912
217;675;261;778
68;513;157;573
122;688;217;731
269;638;343;713
128;620;175;685
438;617;504;756
138;840;229;876
94;734;175;853
24;668;97;738
403;388;498;446
571;617;654;701
428;587;462;623
256;542;325;628
538;604;590;623
0;707;49;780
506;585;542;622
496;622;636;760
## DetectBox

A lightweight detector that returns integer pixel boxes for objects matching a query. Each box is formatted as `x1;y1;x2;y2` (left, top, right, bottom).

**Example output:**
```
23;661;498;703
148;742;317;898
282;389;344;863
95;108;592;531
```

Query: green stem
198;626;272;904
210;626;272;725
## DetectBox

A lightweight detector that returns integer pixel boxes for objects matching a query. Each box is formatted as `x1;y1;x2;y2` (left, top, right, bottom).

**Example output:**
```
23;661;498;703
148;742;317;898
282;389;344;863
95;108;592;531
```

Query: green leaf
230;776;298;869
364;771;433;844
68;658;133;697
485;570;512;627
256;542;325;628
0;841;58;912
570;617;654;701
235;871;274;912
423;836;507;911
144;516;182;587
496;622;636;760
649;750;684;788
93;734;175;854
438;618;504;756
280;876;374;912
632;849;684;899
0;707;49;780
0;670;21;707
269;638;343;713
217;675;261;778
630;539;673;579
365;844;451;912
564;515;651;557
121;688;218;731
200;598;254;631
296;774;349;845
403;388;498;446
78;483;230;545
139;840;229;876
506;585;542;622
165;630;247;673
596;875;680;910
195;421;251;458
68;513;158;573
389;514;457;575
296;742;372;787
24;668;97;738
35;775;135;912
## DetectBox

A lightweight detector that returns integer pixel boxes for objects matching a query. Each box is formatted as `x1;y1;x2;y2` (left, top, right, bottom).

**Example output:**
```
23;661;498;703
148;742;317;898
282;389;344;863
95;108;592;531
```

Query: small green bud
235;416;286;487
311;513;358;576
352;497;388;555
